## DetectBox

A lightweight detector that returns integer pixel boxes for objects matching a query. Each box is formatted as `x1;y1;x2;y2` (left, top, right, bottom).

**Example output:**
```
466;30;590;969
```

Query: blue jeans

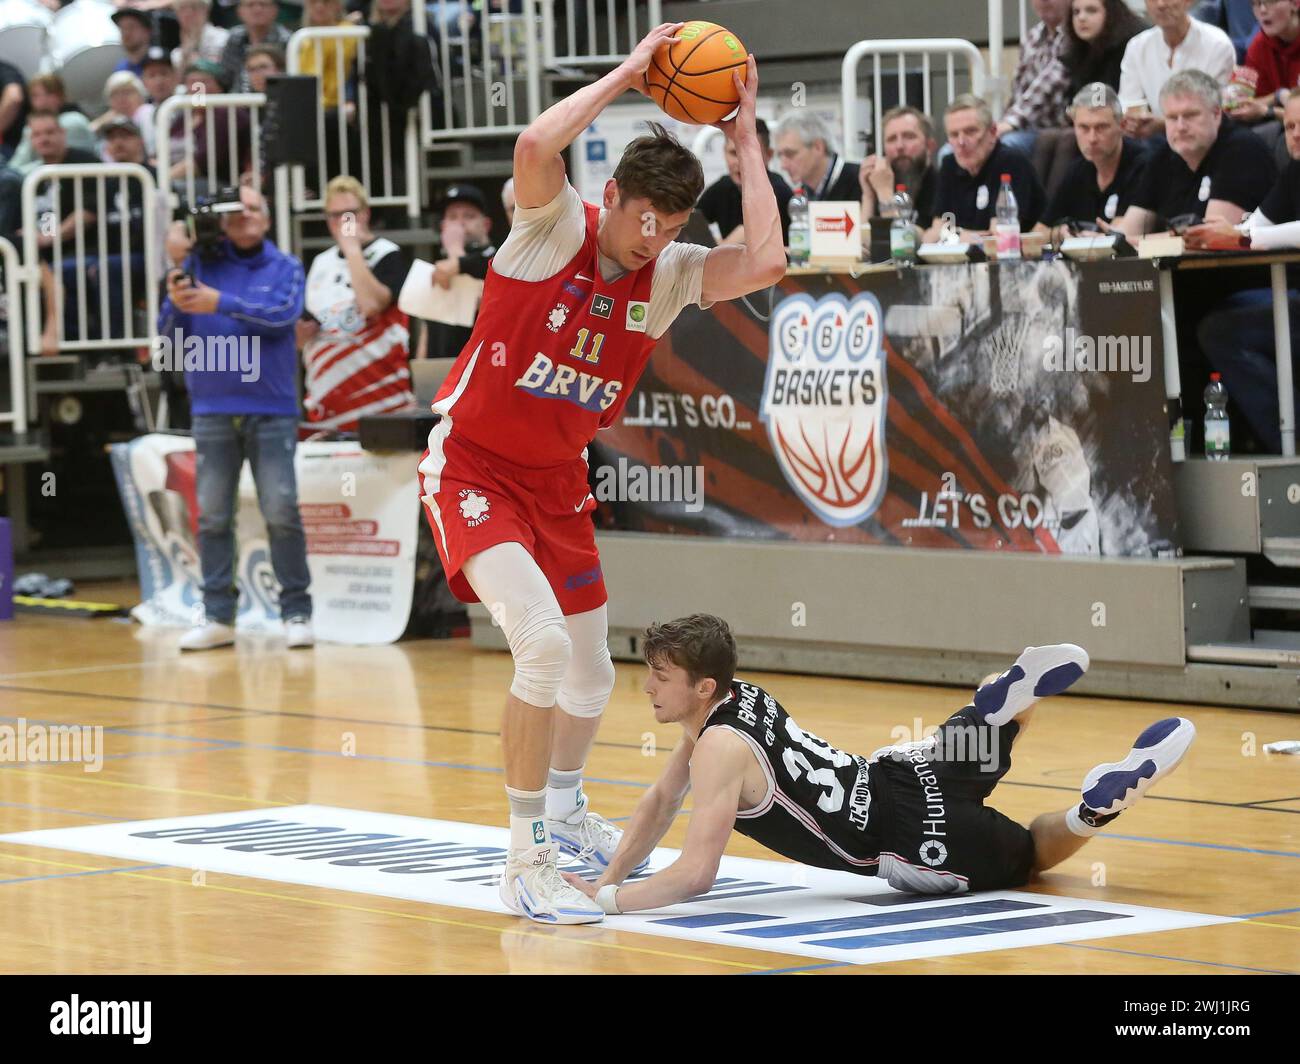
1196;288;1300;454
999;127;1039;159
192;414;312;624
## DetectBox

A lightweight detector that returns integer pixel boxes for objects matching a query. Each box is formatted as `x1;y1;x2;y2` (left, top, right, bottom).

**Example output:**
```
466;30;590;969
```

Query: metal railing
541;0;660;68
841;39;987;161
0;236;27;434
154;92;265;214
420;0;541;141
988;0;1033;116
286;25;422;220
21;163;159;354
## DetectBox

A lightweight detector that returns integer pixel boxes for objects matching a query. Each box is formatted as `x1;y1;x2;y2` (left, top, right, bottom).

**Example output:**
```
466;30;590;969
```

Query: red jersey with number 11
432;201;658;470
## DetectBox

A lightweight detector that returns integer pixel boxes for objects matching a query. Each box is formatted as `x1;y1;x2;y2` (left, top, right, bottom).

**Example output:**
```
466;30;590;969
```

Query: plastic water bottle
995;173;1021;260
788;185;810;265
1204;373;1231;460
890;184;917;266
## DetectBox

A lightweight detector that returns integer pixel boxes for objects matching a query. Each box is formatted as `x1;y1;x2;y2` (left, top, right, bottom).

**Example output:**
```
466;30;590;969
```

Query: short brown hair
28;74;66;99
246;44;286;71
611;121;704;214
881;104;934;143
643;614;737;695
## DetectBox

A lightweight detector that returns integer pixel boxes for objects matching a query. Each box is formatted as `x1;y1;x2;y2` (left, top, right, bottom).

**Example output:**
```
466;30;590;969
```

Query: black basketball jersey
698;680;883;876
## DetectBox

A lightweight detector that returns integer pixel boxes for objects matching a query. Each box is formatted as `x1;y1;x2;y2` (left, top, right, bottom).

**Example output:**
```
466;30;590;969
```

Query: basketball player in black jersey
564;614;1195;915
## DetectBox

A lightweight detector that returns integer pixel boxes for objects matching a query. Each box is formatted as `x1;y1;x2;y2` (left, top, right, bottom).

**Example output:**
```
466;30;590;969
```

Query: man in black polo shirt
696;117;792;243
1118;69;1276;238
858;104;939;229
771;111;860;202
1193;91;1300;452
926;93;1046;241
1041;83;1148;231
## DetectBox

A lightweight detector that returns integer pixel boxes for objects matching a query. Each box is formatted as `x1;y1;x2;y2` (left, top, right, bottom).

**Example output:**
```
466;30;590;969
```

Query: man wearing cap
410;183;498;361
112;10;157;79
220;0;292;93
298;175;415;431
141;48;180;106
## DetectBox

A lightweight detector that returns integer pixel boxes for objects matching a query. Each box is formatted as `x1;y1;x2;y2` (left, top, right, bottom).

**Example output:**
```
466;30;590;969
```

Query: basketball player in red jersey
402;25;786;923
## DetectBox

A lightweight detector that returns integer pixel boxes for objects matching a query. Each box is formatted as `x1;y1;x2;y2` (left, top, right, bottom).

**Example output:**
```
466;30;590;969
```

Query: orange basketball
644;21;748;125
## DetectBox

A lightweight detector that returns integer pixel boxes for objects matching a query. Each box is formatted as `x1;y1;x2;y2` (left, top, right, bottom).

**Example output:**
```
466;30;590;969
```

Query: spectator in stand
1196;0;1263;60
857;105;939;230
298;176;414;429
0;110;98;243
6;75;93;170
1193;91;1300;450
142;47;181;107
407;182;496;360
1224;0;1300;165
1065;0;1150;96
501;176;515;225
244;44;286;92
998;0;1074;157
173;0;231;73
1038;83;1150;230
299;0;359;112
91;73;157;161
160;185;314;652
1118;69;1276;235
0;61;30;166
697;117;792;243
771;111;860;201
112;9;156;78
1120;0;1235;138
362;0;433;199
926;94;1047;241
167;60;252;189
221;0;293;92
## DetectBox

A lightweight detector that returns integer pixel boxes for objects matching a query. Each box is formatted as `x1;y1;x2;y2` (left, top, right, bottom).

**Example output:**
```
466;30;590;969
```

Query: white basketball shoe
498;843;604;924
548;800;649;875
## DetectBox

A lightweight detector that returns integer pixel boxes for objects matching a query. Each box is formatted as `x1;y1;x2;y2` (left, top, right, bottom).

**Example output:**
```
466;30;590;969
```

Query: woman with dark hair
1064;0;1148;96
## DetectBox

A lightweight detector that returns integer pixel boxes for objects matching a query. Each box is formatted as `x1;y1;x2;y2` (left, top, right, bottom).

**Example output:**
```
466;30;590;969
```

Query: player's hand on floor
561;871;600;899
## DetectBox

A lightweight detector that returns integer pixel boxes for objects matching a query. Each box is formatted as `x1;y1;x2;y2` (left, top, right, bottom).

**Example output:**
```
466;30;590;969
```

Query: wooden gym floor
0;580;1297;975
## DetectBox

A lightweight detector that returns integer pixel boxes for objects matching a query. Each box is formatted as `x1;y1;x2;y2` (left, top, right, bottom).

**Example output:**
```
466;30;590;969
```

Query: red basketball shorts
416;424;606;616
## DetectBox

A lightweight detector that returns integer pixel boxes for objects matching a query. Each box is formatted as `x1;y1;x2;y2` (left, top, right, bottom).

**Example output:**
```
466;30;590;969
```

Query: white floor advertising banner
110;434;420;645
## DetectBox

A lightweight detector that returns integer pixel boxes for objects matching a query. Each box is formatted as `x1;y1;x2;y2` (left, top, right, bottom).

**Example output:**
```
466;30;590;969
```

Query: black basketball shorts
868;705;1037;894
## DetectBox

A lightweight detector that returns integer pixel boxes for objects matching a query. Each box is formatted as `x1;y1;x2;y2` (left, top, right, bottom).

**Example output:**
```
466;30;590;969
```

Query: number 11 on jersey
569;328;605;365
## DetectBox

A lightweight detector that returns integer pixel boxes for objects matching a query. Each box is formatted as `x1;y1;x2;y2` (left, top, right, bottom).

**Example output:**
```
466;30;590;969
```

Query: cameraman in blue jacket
158;185;314;652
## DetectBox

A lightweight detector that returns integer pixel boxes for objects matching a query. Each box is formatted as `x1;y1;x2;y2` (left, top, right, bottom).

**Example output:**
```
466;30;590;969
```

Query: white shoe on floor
498;843;604;924
1081;717;1196;818
285;617;314;648
179;619;235;652
549;801;648;875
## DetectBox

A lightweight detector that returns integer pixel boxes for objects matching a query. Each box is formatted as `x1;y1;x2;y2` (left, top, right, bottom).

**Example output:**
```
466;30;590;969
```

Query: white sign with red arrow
809;200;863;265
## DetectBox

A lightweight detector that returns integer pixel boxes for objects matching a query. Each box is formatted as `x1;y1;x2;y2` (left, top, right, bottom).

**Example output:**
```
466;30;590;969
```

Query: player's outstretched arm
512;22;685;210
570;729;748;914
594;739;695;886
700;56;787;303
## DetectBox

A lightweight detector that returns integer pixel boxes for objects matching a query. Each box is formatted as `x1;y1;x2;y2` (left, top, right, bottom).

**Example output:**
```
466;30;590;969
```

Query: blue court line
0;799;126;821
654;912;774;929
0;864;166;886
1235;905;1300;918
746;962;852;975
1061;943;1297;975
1099;832;1300;859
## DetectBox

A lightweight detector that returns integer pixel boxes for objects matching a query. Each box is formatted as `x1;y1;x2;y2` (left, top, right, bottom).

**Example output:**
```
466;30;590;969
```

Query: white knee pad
556;607;615;719
504;600;572;708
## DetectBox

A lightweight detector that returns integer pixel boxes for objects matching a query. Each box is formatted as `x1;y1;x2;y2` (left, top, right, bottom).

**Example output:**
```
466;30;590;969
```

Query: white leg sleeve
554;604;615;719
462;541;571;709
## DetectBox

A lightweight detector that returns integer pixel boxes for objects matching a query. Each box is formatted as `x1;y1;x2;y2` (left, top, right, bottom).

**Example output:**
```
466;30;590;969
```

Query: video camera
183;187;244;259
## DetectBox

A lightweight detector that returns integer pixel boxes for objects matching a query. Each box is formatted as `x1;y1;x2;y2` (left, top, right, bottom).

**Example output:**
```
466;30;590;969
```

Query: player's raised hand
623;22;685;96
713;54;758;145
